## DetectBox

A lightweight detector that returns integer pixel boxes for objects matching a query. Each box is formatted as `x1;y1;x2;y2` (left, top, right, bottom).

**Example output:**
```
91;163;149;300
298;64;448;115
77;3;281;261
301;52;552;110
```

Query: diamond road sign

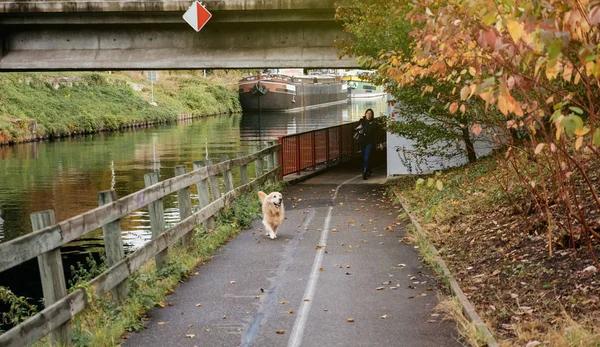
183;1;212;32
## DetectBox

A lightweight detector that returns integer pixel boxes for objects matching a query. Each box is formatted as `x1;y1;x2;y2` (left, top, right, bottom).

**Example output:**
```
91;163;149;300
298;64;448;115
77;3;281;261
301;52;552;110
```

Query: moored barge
238;74;347;112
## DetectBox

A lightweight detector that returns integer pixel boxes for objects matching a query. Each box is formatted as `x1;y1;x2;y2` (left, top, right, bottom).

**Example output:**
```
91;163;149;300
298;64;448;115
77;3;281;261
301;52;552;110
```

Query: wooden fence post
144;172;168;271
193;160;213;230
30;210;71;346
265;141;274;172
237;152;248;185
220;155;235;193
253;145;263;178
273;142;279;168
206;158;222;205
174;165;193;247
98;190;128;304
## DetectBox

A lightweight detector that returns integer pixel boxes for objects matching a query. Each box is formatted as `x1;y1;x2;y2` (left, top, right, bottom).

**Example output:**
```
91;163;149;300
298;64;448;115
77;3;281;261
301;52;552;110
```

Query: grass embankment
392;154;600;346
47;182;281;347
0;71;242;145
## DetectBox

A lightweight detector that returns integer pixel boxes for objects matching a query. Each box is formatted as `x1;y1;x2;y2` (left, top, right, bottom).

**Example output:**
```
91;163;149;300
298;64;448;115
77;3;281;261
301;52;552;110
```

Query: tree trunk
462;127;477;163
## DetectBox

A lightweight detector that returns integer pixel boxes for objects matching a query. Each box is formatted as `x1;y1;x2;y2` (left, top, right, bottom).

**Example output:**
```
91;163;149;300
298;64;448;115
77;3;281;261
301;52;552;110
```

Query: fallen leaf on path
195;303;202;307
347;318;355;322
158;301;165;308
276;330;285;334
158;321;168;325
376;287;384;290
280;300;287;304
230;281;236;284
318;267;323;271
380;314;388;319
288;309;294;314
185;334;195;338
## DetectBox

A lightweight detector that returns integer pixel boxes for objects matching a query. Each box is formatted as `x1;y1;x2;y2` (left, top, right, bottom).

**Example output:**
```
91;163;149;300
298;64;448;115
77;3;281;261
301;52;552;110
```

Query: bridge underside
0;2;358;71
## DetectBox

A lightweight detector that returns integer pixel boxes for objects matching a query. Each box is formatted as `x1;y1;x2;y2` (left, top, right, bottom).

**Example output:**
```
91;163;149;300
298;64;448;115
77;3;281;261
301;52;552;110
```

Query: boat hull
239;75;347;112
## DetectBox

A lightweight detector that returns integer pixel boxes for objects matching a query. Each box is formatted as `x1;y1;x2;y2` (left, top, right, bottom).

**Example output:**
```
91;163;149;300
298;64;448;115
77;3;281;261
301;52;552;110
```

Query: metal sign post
148;71;158;104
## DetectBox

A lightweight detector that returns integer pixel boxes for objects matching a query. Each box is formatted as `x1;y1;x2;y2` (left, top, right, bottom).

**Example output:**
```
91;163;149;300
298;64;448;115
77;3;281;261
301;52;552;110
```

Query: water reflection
0;97;386;247
240;98;387;142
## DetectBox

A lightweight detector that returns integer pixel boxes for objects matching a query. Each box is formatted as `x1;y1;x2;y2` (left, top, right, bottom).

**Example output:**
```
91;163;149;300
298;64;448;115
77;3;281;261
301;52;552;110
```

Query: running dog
257;191;284;239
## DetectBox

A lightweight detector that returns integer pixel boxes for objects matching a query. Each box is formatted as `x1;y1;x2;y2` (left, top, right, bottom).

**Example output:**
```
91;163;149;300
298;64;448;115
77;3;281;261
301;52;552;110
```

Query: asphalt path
123;163;463;347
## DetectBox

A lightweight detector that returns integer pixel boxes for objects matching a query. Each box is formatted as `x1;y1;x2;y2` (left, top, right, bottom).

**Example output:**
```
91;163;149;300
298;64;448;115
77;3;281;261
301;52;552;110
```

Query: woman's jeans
361;143;373;173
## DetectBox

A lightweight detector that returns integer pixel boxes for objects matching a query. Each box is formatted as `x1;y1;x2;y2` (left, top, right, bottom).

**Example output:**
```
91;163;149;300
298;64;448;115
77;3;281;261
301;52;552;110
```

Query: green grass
0;72;241;144
390;152;518;227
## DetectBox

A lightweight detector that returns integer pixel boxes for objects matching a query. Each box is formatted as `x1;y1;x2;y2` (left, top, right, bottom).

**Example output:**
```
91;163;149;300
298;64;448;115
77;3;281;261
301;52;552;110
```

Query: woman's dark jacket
356;116;384;145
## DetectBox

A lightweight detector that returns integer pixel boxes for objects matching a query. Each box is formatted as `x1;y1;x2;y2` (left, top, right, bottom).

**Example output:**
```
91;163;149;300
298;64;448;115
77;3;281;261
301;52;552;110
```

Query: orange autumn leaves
377;0;600;150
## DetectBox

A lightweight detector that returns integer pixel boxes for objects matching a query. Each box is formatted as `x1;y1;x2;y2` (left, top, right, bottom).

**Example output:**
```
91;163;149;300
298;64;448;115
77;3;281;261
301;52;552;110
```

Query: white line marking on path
287;174;362;347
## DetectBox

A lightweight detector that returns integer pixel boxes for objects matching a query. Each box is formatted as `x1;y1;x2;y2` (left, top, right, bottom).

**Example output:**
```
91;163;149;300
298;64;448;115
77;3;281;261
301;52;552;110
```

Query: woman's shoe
367;169;372;177
362;172;368;180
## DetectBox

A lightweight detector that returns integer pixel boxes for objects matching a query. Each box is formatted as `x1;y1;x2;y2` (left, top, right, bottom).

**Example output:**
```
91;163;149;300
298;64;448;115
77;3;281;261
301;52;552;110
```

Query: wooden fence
0;143;281;347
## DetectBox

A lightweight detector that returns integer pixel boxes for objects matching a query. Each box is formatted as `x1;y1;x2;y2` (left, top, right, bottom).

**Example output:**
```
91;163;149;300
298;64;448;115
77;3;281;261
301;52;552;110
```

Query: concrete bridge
0;1;356;71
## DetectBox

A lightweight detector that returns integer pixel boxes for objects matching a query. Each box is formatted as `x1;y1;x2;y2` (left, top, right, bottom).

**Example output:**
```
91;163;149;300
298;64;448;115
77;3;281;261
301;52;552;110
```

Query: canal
0;98;386;308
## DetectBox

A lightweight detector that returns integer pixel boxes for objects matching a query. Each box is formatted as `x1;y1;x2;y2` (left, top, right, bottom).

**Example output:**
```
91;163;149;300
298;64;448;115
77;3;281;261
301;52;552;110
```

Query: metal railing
278;121;361;179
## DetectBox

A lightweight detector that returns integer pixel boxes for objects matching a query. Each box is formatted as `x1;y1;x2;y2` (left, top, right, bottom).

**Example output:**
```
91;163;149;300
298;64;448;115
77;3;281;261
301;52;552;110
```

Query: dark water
0;98;386;306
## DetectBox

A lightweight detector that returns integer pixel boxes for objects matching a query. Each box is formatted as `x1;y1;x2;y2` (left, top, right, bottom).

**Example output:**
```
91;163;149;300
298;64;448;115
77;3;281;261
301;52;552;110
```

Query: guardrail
0;143;281;347
278;121;360;178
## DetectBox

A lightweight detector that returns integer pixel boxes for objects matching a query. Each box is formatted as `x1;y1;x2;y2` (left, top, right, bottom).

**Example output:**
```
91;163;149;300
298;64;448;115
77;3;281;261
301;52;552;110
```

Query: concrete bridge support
0;1;357;71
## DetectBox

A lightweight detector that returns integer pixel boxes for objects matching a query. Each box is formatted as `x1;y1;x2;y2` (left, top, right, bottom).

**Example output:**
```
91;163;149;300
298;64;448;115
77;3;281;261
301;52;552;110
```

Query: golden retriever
257;191;284;239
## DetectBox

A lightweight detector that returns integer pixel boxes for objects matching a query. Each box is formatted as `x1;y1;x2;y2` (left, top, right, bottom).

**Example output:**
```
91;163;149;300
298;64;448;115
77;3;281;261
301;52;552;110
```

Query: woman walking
355;108;384;180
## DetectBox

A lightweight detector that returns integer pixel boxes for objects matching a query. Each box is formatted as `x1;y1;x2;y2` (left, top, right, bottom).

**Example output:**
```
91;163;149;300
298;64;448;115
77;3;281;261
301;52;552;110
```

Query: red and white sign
183;1;212;32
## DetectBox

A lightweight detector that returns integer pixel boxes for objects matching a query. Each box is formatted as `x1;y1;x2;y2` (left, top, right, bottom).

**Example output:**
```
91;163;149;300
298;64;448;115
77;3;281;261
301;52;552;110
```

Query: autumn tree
336;0;487;164
355;0;600;260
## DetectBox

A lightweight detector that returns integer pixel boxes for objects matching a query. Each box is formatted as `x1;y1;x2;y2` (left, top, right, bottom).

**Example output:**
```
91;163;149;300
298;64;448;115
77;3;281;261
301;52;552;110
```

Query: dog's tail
257;191;267;203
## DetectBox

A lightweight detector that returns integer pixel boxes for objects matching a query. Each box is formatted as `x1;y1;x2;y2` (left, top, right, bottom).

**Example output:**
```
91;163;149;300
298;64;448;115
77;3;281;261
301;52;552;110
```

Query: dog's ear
257;191;267;203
